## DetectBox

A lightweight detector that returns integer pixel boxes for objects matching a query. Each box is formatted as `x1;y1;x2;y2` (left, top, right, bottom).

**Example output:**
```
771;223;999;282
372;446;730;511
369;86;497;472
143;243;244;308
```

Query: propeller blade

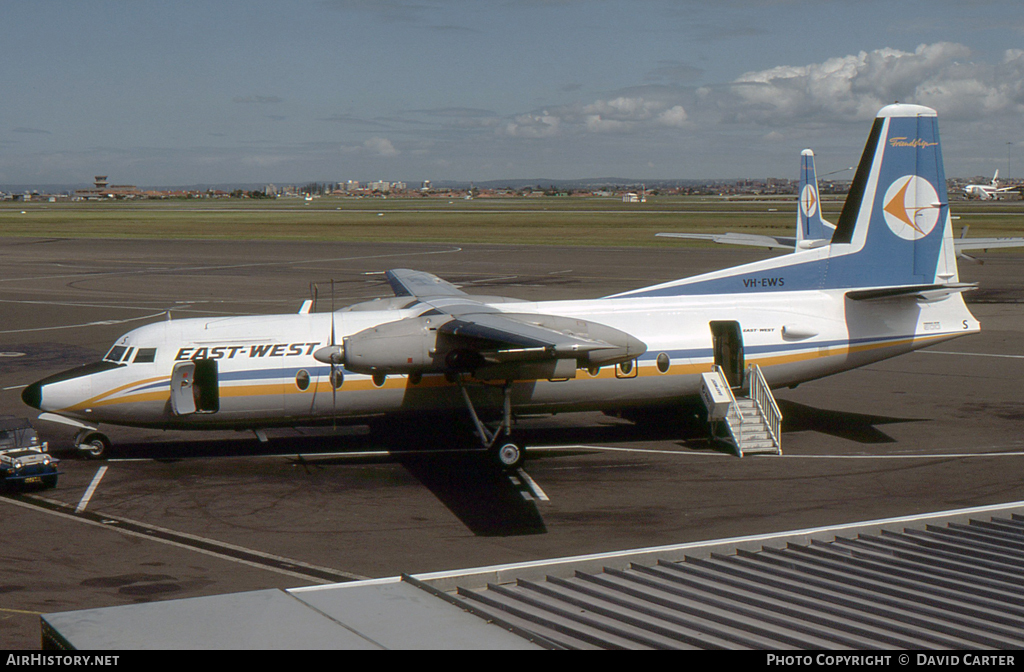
331;279;337;426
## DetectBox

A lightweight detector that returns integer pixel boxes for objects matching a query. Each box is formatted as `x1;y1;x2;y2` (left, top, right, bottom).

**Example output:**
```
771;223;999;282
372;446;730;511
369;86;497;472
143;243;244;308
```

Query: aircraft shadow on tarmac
776;399;923;444
78;400;921;536
82;413;702;538
100;430;552;537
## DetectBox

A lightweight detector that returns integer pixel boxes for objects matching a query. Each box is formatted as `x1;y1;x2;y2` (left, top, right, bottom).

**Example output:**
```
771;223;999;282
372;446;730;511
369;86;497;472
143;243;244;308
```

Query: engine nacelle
343;315;448;374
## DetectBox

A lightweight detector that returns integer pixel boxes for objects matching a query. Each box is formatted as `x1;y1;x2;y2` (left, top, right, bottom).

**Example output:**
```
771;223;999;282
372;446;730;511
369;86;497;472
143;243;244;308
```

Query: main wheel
494;440;525;471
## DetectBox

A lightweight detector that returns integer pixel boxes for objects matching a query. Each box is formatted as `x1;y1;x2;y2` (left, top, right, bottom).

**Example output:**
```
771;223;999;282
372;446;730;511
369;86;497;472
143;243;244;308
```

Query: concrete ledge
401;500;1024;592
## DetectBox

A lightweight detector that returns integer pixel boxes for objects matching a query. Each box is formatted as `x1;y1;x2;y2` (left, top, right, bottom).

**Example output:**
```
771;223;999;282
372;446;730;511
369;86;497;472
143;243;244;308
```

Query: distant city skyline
3;1;1023;187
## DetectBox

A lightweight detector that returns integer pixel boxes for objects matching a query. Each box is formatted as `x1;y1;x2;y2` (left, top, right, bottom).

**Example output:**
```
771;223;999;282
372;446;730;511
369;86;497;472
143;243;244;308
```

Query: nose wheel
74;430;111;460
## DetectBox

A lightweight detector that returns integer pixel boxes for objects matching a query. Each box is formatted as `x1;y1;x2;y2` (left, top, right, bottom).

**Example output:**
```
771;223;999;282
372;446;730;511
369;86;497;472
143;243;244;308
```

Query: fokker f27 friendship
24;104;982;469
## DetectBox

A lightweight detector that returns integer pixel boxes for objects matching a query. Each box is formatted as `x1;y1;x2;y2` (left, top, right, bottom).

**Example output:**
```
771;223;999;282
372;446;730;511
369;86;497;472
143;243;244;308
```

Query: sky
3;0;1024;187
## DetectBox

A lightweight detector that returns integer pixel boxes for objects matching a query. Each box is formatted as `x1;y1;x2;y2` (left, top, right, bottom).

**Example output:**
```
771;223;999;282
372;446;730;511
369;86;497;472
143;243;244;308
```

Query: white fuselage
30;288;979;430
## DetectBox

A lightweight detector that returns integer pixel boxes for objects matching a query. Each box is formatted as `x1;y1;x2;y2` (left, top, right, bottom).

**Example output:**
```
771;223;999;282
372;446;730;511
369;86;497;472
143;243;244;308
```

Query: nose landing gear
74;430;111;460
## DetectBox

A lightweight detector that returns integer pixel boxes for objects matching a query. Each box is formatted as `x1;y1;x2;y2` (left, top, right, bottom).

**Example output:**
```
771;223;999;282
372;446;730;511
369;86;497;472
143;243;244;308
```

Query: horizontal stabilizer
955;237;1024;251
656;232;796;250
846;282;976;302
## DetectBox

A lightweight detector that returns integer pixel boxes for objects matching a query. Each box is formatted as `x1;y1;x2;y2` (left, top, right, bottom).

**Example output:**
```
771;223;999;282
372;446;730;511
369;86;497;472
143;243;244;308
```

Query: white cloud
363;137;399;157
582;96;659;119
498;95;691;139
657;105;688;127
584;114;630;133
723;42;1024;125
502;111;561;138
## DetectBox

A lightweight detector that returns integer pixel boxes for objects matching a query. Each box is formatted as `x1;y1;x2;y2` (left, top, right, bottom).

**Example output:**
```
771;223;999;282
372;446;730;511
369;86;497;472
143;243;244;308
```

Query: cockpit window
103;346;128;363
133;348;157;363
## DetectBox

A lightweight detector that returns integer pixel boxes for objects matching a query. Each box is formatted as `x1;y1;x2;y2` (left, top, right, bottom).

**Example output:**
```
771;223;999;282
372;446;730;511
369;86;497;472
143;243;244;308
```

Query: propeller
313;279;345;422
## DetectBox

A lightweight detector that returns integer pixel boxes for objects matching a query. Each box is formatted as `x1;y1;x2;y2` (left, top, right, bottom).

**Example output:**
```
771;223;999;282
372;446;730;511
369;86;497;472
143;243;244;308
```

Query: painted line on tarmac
516;468;549;502
75;466;107;513
0;312;168;335
780;450;1024;459
530;444;730;458
0;247;464;285
0;493;366;585
921;350;1024;360
0;607;42;616
531;444;1024;460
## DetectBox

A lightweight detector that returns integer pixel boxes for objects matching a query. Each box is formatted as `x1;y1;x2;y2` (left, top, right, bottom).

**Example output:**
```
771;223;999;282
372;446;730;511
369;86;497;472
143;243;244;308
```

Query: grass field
1;195;1023;247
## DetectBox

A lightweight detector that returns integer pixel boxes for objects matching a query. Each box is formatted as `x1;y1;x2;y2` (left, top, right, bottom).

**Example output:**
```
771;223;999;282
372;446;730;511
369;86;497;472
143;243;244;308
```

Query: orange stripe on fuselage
64;332;958;414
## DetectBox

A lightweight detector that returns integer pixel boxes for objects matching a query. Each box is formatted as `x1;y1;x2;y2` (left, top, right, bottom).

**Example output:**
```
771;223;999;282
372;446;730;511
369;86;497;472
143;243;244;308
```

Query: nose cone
20;360;113;414
22;382;43;410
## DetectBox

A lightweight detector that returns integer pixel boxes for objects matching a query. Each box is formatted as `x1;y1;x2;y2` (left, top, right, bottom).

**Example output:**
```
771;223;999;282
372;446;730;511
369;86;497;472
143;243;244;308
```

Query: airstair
700;364;782;457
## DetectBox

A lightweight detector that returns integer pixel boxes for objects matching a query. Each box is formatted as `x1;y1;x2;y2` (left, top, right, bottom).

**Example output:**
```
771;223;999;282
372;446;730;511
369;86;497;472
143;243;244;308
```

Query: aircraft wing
656;232;797;250
386;268;469;298
438;311;643;362
339;269;647;378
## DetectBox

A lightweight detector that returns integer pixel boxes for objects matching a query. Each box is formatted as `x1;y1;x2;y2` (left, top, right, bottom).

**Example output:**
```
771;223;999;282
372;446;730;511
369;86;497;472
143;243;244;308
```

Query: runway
2;238;1023;648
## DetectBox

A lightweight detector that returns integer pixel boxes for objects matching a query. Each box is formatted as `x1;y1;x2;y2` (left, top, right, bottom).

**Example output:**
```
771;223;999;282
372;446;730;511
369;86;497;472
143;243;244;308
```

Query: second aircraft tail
796;149;835;246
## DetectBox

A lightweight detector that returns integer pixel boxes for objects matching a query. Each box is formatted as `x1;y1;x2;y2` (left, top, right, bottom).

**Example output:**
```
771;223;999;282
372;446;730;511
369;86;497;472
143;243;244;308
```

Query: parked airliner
964;170;1018;200
24;104;979;469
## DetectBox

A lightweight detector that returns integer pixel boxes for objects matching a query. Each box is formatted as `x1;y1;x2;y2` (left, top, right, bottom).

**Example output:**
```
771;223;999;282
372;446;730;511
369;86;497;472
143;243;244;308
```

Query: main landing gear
456;378;526;472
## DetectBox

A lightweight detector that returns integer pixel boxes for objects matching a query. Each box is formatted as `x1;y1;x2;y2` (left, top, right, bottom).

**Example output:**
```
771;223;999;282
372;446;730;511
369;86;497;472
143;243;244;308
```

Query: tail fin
796;150;835;246
826;103;958;287
613;104;959;298
992;169;1000;187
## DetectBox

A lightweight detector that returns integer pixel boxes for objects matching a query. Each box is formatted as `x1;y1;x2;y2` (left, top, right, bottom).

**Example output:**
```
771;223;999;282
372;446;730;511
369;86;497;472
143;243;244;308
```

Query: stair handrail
710;365;745;456
748;363;782;451
712;365;744;422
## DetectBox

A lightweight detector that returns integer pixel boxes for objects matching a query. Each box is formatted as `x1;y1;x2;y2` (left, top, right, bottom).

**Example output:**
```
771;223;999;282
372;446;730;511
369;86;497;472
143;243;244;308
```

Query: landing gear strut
457;378;525;471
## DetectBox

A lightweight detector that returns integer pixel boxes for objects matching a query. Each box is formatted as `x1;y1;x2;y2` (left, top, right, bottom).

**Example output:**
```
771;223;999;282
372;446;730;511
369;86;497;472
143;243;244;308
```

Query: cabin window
656;353;670;374
133;348;157;364
295;370;311;391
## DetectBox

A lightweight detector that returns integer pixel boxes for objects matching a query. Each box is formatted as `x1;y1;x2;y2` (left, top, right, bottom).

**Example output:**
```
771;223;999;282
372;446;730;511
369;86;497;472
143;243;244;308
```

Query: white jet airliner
24;104;980;469
964;170;1018;200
